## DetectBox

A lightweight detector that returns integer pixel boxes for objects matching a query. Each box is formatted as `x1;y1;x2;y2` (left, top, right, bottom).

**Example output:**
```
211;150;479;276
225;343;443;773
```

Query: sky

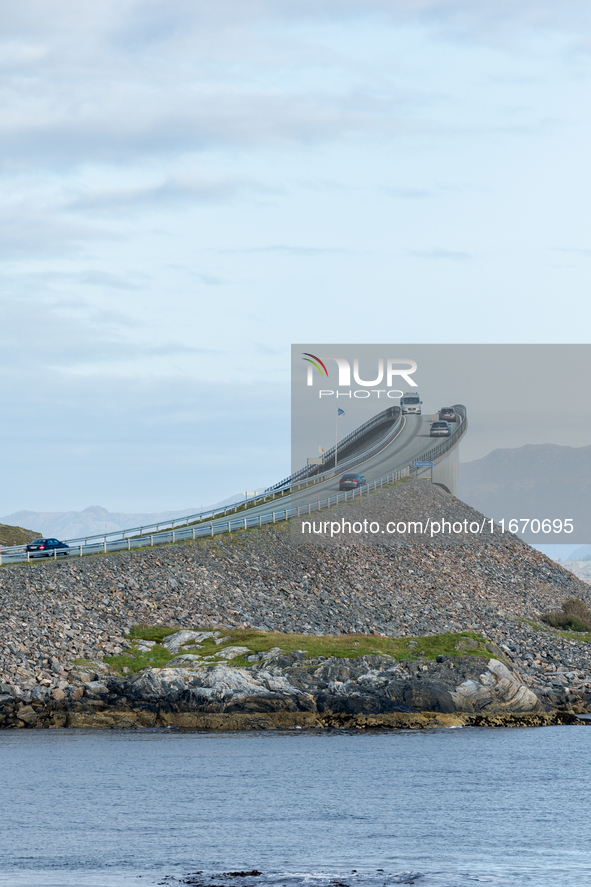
291;344;591;469
2;0;591;514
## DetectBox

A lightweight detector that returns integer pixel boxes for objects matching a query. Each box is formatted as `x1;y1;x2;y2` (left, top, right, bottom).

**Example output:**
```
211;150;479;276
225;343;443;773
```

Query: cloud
383;186;434;199
0;370;290;513
409;248;473;261
548;247;591;256
74;270;143;289
0;288;216;377
0;1;584;175
67;175;273;214
196;274;224;286
0;200;112;258
217;244;349;256
0;86;415;169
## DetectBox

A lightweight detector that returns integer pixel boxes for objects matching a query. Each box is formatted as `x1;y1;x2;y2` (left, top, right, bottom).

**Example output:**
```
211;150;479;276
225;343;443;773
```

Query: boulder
451;659;542;713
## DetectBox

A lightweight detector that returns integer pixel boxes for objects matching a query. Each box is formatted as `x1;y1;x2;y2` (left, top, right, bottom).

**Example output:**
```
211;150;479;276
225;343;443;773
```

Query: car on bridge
25;538;70;558
339;472;367;491
429;421;451;437
438;407;457;422
401;392;422;415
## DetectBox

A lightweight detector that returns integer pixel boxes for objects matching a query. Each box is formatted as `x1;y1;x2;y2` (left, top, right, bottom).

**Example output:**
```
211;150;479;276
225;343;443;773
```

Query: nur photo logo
302;352;418;398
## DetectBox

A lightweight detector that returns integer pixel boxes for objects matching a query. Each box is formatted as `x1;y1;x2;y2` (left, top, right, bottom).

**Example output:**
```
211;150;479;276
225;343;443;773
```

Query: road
289;412;443;507
0;409;464;564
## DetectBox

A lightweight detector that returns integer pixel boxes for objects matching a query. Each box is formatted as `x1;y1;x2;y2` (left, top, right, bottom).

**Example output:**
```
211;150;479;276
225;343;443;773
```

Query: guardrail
0;488;290;554
290;410;405;491
267;405;400;492
0;405;467;566
0;468;412;565
0;406;401;554
409;405;467;476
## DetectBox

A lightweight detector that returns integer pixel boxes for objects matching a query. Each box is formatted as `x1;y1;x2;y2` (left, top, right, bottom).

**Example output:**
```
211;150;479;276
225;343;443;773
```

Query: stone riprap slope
1;481;590;711
561;560;591;585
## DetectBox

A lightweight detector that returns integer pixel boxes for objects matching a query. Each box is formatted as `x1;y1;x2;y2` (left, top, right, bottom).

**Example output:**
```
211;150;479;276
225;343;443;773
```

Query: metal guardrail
0;405;467;566
0;488;290;553
0;469;411;565
267;405;400;492
290;410;405;491
409;405;467;475
0;406;401;555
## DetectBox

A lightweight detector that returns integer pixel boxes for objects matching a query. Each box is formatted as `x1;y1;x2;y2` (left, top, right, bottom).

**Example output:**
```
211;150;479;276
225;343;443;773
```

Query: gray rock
84;681;108;696
214;646;250;660
451;659;541;713
162;630;217;654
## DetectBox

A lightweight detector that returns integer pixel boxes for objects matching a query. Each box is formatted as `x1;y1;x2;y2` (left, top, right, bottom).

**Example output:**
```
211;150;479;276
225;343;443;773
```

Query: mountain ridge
458;441;591;544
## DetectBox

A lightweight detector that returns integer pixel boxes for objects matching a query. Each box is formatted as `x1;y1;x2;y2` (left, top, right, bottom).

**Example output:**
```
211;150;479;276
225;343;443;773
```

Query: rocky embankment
1;631;587;730
1;481;591;727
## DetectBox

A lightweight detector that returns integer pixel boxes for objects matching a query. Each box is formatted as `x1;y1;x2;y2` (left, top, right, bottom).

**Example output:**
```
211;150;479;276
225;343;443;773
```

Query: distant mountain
457;443;591;544
569;544;591;561
0;492;262;541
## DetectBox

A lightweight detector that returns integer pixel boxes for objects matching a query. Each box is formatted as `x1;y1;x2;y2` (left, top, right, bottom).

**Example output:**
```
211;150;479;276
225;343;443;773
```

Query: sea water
0;726;589;886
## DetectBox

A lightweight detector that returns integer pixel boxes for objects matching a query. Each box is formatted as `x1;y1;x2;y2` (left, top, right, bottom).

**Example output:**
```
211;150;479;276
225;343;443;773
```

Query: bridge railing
409;405;467;474
267;405;401;492
0;406;467;565
0;468;409;564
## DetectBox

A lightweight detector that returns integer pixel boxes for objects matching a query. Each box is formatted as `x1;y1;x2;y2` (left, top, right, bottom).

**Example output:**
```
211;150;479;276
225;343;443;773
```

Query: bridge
0;405;467;564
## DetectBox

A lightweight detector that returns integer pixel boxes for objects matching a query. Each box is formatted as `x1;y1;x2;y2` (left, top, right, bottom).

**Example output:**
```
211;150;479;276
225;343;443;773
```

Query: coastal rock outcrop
109;653;543;716
0;650;555;730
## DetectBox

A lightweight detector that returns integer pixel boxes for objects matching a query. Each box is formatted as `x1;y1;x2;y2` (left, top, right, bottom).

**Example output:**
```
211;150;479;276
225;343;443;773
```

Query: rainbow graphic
302;352;329;377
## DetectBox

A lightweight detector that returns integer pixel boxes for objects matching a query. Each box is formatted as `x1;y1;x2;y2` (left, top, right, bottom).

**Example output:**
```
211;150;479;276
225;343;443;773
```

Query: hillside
458;442;591;543
1;479;590;712
0;523;41;547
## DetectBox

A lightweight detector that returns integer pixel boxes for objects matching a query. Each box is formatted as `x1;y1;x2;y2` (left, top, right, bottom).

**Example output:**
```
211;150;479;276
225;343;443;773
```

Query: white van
401;392;422;415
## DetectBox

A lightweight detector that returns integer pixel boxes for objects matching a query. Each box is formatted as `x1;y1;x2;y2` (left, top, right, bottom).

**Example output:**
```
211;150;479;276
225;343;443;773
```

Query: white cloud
1;0;591;512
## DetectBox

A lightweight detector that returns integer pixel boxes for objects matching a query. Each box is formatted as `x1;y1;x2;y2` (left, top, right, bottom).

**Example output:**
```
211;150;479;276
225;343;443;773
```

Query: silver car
430;421;451;437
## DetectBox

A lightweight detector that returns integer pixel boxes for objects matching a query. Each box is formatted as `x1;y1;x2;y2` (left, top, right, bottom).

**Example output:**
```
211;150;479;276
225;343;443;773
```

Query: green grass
522;617;591;644
127;625;182;642
541;598;591;634
104;626;499;675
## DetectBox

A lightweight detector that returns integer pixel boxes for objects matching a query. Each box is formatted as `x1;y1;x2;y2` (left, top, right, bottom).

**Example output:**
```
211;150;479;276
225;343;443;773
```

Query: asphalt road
1;410;462;563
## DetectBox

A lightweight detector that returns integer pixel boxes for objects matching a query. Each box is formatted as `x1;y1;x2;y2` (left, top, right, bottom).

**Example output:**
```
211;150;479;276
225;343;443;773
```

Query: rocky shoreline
2;642;590;731
1;480;591;729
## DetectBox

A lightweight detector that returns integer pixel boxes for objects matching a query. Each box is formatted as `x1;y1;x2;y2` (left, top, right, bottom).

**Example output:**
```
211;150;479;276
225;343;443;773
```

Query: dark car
438;407;457;422
25;538;70;558
430;421;451;437
339;472;367;491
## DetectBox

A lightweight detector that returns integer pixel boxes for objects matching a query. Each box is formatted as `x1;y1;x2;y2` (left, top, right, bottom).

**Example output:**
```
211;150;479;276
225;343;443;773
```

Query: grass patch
523;616;591;643
128;625;182;643
104;626;497;675
541;598;591;634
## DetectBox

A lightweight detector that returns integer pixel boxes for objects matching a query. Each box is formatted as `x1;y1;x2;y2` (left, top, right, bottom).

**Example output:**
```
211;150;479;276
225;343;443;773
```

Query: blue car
25;538;70;558
339;472;367;491
430;421;451;437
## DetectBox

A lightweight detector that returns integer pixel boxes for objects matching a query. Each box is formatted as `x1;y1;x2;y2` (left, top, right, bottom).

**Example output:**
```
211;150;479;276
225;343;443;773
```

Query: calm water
0;726;589;887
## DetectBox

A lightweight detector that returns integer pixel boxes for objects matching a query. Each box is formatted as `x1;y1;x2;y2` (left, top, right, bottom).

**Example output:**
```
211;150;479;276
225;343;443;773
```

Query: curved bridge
0;406;467;564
